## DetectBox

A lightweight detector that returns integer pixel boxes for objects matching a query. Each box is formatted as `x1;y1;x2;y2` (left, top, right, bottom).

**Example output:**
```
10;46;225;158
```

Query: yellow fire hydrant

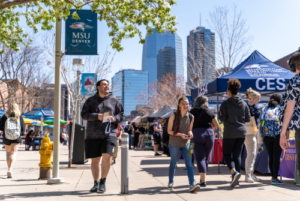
39;134;53;180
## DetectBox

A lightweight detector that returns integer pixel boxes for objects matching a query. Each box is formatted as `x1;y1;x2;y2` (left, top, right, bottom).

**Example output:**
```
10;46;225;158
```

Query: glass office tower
187;26;215;87
112;69;148;116
142;29;184;84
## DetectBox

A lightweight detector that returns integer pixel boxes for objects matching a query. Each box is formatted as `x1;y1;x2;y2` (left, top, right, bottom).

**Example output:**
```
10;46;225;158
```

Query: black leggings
264;135;282;179
223;138;245;173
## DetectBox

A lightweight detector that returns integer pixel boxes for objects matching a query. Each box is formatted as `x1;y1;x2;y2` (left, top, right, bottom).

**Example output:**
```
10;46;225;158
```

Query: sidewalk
0;144;300;201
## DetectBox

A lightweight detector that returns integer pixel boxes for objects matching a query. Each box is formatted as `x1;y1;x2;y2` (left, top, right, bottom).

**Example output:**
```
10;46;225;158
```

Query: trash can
68;122;88;164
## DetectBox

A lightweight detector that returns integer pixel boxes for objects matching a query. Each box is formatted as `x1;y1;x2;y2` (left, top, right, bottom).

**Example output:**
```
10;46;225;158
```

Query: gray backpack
4;114;21;140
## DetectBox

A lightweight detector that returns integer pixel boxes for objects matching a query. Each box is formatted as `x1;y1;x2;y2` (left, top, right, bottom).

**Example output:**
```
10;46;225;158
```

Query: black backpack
162;112;193;146
125;125;132;134
148;125;154;134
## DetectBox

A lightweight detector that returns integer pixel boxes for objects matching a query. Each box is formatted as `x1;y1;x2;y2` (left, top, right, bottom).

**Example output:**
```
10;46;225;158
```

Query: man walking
81;79;124;193
153;117;163;156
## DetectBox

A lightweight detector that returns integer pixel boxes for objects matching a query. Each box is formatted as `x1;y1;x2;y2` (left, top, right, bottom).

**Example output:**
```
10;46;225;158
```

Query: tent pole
217;92;220;174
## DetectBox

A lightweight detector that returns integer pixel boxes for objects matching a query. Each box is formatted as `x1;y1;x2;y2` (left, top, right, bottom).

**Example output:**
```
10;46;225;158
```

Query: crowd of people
1;52;300;194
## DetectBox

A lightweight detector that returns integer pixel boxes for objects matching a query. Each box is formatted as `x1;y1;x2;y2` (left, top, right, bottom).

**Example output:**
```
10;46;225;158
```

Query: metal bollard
121;132;129;194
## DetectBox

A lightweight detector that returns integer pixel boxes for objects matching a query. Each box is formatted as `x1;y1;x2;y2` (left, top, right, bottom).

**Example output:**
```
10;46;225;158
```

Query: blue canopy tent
192;50;295;102
23;108;54;136
191;50;295;172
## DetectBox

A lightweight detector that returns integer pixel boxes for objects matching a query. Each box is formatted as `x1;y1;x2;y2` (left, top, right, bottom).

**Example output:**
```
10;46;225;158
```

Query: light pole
48;20;64;184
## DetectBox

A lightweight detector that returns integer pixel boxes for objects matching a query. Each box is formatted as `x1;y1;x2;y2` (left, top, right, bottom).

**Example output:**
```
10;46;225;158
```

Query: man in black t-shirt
125;122;134;149
137;125;146;149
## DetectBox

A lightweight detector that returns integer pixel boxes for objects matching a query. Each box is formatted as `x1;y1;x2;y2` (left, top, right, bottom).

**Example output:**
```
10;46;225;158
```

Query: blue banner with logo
65;10;97;55
81;73;97;96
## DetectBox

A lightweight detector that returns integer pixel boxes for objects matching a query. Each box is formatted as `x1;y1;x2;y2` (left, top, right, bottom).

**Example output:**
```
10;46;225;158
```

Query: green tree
0;0;178;53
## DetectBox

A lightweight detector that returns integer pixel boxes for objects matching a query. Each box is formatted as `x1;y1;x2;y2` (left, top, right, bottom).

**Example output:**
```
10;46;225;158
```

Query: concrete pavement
0;144;300;201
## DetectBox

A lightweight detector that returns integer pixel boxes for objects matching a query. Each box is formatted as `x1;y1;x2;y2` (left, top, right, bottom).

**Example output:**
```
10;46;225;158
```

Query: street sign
65;10;98;55
81;73;97;96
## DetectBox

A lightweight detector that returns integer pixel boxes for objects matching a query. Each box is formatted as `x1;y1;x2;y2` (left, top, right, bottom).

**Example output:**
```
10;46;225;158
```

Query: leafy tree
0;0;178;53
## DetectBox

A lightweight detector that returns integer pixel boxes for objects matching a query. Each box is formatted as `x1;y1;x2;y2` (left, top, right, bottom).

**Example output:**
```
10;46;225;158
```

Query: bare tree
137;72;186;111
209;4;252;70
0;41;53;113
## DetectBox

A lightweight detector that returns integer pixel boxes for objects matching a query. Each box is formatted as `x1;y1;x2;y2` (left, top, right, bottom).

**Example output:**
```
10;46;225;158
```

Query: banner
81;73;97;96
280;140;296;179
65;9;98;55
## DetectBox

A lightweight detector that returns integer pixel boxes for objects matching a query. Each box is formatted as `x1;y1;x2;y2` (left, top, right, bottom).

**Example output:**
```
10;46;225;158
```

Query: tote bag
245;116;258;135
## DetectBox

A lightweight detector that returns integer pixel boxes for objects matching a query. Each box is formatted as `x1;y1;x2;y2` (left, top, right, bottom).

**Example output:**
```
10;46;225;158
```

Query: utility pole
48;20;64;184
76;70;81;124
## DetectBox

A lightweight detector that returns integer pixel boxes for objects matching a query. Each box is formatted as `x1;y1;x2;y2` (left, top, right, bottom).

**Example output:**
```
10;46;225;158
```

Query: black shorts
153;133;161;145
3;134;22;145
85;136;117;159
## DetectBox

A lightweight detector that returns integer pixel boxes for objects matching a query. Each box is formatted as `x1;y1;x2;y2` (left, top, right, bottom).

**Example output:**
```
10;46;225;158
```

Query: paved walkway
0;144;300;201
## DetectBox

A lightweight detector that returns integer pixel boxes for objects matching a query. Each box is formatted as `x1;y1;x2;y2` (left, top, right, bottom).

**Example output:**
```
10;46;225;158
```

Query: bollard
121;132;129;194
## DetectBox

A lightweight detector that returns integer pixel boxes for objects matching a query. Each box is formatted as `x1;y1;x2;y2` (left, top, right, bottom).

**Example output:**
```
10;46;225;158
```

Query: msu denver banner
65;10;97;55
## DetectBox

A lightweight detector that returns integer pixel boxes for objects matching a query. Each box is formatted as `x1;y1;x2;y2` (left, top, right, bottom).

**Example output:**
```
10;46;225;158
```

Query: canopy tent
191;50;295;102
191;50;295;173
0;110;6;117
141;106;173;123
44;119;68;125
23;108;54;136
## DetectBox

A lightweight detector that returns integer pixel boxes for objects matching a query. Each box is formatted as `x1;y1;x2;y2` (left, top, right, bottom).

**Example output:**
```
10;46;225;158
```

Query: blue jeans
63;139;67;146
168;143;194;185
129;134;132;149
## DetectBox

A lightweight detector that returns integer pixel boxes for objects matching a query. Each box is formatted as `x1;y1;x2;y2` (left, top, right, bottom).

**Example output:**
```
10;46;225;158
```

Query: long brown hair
174;96;189;127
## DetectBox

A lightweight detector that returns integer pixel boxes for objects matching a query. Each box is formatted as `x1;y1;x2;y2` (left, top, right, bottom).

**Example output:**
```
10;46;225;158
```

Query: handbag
245;116;258;135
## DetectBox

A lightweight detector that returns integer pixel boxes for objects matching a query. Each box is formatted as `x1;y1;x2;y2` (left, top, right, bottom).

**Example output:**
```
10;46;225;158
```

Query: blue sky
20;0;300;83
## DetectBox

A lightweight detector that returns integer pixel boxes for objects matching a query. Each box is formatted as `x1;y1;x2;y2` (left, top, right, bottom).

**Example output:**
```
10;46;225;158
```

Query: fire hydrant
39;134;53;180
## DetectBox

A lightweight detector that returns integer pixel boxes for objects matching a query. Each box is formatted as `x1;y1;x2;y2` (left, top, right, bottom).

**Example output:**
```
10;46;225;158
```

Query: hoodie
81;92;124;139
218;96;251;138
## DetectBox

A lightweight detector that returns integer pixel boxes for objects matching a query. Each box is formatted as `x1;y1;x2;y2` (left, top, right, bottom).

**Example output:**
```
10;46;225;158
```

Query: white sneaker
251;174;261;182
245;173;254;183
7;171;12;178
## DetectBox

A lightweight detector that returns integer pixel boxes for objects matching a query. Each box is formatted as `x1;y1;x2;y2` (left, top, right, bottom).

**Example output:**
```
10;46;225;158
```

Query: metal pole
76;70;81;124
48;20;64;184
41;116;44;137
217;92;220;174
121;132;129;194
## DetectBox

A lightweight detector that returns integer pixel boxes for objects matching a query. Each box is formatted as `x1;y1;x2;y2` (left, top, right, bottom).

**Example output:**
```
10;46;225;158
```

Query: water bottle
187;143;195;157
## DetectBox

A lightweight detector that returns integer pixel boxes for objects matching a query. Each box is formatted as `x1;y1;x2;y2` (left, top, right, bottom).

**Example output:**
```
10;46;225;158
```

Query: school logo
245;64;268;69
69;22;93;31
84;76;95;90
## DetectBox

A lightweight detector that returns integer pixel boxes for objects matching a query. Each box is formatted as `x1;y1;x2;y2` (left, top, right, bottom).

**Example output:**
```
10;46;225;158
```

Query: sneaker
182;168;187;172
189;184;200;193
168;183;174;191
155;152;162;156
271;179;284;185
7;171;12;178
231;171;241;188
245;173;254;183
199;182;206;187
236;181;240;188
99;178;106;192
251;174;261;182
90;181;99;192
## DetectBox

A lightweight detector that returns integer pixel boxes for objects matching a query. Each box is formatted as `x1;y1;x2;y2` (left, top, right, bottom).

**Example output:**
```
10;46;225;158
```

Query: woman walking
190;95;219;187
0;103;25;178
218;79;251;188
167;96;200;192
260;93;284;185
244;88;262;183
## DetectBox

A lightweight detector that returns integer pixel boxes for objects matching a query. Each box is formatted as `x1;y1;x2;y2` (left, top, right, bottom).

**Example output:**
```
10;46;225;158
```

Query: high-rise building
142;29;184;84
112;69;148;116
187;26;215;88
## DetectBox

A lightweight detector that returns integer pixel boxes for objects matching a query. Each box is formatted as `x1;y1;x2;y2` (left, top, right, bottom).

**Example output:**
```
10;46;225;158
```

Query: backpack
4;114;21;140
148;125;154;134
162;112;193;146
124;125;132;134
